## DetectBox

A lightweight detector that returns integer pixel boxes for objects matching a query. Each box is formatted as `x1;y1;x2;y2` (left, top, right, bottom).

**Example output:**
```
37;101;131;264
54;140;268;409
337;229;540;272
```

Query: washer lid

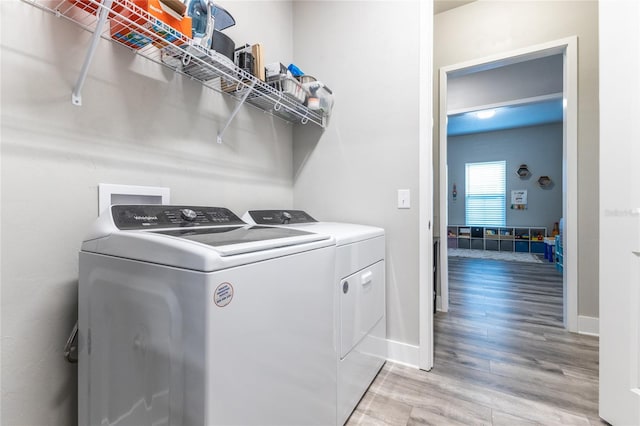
153;225;328;256
81;205;335;271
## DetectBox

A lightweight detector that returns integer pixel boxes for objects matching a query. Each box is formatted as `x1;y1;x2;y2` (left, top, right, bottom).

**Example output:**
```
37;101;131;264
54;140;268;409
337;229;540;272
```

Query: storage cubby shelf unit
21;0;326;143
447;225;547;254
555;235;563;272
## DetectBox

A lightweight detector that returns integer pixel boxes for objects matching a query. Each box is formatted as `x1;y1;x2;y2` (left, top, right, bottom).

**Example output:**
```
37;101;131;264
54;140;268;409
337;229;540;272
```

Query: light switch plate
398;189;410;209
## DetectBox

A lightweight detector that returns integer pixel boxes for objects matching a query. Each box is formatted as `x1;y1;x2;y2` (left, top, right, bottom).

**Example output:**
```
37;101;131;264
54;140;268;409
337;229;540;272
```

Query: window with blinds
465;160;506;226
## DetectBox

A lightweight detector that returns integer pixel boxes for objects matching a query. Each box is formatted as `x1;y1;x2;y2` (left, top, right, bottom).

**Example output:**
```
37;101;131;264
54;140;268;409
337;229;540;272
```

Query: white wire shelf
21;0;327;139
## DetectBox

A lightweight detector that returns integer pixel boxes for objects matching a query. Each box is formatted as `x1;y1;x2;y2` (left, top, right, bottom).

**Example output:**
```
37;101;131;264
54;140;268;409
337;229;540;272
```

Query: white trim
578;315;600;337
387;339;420;369
436;295;443;311
439;74;450;314
98;183;170;215
447;92;563;116
445;40;569;77
563;36;579;333
437;36;579;336
418;0;434;372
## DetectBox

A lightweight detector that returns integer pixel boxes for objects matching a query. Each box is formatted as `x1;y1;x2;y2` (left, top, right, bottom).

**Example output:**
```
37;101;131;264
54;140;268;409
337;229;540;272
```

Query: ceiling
446;54;564;137
447;98;564;136
434;0;476;15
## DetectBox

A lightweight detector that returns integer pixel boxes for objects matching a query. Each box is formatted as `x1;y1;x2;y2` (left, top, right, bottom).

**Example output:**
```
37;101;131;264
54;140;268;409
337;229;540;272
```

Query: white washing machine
78;205;337;425
242;210;387;425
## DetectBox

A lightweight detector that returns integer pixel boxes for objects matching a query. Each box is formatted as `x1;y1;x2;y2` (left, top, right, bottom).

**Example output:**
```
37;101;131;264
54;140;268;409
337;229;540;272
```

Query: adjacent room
443;53;566;328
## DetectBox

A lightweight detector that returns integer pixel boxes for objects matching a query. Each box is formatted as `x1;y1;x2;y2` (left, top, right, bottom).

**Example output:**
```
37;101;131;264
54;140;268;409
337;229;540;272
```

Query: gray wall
1;1;296;424
434;1;599;318
447;123;563;231
291;1;423;346
448;54;563;111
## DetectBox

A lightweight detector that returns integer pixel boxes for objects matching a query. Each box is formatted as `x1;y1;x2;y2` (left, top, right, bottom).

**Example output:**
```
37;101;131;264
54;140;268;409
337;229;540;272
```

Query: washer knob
281;211;292;224
180;208;197;221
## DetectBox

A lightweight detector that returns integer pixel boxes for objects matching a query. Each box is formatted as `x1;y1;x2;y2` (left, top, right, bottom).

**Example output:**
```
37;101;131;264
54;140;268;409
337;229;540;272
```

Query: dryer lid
245;209;317;225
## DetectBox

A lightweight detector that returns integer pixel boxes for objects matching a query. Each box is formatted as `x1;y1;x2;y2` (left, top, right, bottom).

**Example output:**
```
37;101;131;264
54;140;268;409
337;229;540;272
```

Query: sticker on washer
214;282;234;307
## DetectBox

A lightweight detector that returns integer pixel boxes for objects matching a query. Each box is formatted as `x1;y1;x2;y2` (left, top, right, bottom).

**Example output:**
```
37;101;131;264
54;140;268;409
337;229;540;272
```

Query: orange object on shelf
109;0;192;50
68;0;127;18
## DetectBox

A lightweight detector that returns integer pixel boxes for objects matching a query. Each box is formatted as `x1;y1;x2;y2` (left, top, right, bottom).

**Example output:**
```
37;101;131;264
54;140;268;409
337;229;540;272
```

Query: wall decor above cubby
516;164;531;178
537;175;553;187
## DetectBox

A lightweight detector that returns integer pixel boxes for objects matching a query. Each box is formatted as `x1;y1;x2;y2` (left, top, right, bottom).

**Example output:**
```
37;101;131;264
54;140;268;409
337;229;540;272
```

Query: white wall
598;0;640;423
0;1;296;424
291;1;423;346
448;123;563;231
434;0;599;318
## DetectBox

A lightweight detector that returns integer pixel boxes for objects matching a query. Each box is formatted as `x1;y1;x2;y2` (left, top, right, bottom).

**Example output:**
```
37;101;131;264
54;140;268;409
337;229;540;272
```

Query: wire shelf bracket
71;0;113;106
217;79;256;144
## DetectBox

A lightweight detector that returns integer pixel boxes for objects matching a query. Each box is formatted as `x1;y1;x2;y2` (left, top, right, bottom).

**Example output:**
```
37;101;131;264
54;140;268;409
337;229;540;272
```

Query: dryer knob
180;208;198;221
342;281;349;294
280;211;292;224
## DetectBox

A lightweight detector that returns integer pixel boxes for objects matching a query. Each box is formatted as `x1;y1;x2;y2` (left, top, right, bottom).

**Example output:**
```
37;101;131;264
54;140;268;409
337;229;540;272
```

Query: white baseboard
578;315;599;336
386;338;419;369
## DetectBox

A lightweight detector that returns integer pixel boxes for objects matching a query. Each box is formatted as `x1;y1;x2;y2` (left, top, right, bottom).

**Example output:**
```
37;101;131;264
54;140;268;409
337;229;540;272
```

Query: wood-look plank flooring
347;256;604;425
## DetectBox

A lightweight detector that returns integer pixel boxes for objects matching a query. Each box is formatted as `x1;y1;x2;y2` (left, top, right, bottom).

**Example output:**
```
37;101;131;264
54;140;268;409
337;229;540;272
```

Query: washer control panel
112;205;245;229
247;210;317;225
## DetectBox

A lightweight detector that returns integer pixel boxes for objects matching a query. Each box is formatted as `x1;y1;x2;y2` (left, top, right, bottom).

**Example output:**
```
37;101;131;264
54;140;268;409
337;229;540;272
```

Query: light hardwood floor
347;256;604;425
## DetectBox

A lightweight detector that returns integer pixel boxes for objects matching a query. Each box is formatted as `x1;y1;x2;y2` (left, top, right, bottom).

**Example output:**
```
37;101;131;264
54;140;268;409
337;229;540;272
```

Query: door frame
418;0;434;371
422;37;579;369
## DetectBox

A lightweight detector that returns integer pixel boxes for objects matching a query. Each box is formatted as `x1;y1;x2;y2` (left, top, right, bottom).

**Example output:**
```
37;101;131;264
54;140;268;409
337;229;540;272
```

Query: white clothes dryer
78;205;337;426
242;210;387;425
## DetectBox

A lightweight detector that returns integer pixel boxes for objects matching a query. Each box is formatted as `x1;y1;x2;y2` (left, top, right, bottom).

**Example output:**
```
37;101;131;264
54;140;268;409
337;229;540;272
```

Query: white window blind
465;161;506;226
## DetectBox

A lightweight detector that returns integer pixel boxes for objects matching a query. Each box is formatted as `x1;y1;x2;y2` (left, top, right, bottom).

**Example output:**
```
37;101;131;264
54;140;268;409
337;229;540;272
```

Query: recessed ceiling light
476;109;496;119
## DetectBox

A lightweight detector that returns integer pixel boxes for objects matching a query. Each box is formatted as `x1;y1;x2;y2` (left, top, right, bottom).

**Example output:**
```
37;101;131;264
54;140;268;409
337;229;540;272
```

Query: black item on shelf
237;51;255;76
471;227;483;238
211;30;235;61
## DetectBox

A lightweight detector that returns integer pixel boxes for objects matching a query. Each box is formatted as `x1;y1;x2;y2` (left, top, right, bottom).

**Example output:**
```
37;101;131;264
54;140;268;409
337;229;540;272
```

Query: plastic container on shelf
301;81;333;115
268;75;308;104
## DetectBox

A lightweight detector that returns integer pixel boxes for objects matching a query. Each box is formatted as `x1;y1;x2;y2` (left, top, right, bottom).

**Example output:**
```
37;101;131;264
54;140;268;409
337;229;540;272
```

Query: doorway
419;37;578;370
440;38;577;327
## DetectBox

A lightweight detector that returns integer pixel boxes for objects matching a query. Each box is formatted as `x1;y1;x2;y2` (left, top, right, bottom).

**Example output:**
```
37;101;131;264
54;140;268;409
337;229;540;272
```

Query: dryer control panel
112;205;245;229
247;210;317;225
